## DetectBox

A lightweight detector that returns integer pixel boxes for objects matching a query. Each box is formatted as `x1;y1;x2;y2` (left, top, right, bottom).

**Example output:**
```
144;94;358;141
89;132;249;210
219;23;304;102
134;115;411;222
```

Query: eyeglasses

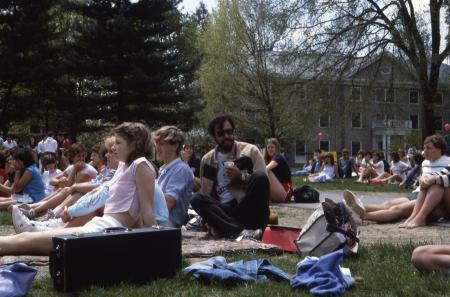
216;128;234;137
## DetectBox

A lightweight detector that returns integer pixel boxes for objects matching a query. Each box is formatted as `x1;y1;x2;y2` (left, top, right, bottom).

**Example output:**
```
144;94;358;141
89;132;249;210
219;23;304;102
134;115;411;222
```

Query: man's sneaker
343;189;365;217
12;205;39;233
343;204;362;226
235;229;263;241
36;209;55;222
19;207;36;219
36;218;65;230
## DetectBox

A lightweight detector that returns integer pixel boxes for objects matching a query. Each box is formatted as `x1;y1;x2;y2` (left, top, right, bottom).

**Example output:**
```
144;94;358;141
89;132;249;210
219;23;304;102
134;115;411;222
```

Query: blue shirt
23;165;45;202
157;158;194;227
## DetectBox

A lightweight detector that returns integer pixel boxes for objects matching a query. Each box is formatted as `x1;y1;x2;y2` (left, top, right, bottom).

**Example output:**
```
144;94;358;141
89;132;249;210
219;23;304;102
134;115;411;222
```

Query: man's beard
217;138;234;152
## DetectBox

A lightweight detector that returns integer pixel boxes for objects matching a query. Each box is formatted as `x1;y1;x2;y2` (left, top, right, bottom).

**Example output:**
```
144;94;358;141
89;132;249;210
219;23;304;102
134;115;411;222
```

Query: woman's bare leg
399;190;426;227
33;187;72;214
404;185;445;229
0;199;16;210
65;212;96;228
363;200;415;223
267;171;287;203
412;245;450;275
364;197;410;212
53;192;83;217
0;227;84;256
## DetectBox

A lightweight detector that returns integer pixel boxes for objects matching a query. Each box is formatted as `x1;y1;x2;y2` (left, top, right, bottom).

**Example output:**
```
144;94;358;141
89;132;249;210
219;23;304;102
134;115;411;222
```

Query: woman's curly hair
113;122;153;165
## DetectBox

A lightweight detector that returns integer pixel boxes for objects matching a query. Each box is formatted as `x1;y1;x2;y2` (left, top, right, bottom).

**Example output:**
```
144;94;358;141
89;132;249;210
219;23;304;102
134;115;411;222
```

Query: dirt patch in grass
271;205;450;245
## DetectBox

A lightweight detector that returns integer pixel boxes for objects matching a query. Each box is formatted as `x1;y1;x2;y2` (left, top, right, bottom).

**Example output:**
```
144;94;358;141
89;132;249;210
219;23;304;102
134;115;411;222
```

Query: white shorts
81;215;123;234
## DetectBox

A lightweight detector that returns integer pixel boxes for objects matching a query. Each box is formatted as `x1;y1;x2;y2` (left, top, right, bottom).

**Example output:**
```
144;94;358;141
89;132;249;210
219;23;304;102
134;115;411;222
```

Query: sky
178;0;218;13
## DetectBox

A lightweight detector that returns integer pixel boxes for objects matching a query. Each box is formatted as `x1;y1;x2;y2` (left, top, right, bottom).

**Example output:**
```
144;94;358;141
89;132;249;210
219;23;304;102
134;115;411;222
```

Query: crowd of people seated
1;117;450;277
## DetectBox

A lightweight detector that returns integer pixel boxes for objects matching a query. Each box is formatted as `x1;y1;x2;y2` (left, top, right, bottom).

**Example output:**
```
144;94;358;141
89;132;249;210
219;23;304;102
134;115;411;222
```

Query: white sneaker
35;218;65;230
235;229;263;241
343;204;362;226
343;189;365;217
12;205;39;233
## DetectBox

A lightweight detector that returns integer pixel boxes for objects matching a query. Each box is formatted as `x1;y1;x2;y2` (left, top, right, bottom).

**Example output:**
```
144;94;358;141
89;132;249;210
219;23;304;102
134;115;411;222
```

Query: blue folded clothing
0;262;37;297
291;249;353;296
183;256;291;284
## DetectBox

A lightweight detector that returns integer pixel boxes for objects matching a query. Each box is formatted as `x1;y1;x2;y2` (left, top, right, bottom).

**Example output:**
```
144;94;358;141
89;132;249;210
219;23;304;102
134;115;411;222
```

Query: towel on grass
0;262;37;297
183;256;291;284
291;249;354;296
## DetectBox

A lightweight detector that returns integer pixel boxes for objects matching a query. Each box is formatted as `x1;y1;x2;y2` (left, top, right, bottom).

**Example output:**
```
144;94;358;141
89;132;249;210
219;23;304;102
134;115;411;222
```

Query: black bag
294;185;320;203
49;226;181;292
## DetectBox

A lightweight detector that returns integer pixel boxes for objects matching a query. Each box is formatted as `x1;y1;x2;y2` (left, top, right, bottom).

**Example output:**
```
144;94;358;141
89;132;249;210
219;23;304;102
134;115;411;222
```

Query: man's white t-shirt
43;169;62;196
421;155;450;175
371;160;385;175
390;161;409;179
64;163;98;180
215;152;235;204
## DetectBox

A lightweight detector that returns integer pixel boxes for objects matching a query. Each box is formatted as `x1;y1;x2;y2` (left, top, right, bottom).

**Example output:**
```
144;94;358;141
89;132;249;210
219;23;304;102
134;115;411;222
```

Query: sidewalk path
273;190;405;209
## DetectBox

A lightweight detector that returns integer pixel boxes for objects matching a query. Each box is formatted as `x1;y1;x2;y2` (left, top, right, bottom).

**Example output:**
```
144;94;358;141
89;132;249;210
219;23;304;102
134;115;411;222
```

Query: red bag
261;225;301;253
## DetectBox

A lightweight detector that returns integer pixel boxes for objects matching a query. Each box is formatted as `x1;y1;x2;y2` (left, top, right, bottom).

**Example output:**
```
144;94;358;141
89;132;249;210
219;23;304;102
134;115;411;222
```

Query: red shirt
0;169;10;197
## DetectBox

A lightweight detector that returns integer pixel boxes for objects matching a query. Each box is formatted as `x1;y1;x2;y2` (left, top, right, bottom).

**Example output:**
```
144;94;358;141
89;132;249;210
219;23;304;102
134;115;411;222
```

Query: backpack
295;198;359;257
293;185;320;203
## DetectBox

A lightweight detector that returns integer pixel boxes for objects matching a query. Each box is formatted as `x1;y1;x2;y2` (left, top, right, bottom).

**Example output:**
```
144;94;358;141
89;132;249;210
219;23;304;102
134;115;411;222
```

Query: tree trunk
421;90;436;140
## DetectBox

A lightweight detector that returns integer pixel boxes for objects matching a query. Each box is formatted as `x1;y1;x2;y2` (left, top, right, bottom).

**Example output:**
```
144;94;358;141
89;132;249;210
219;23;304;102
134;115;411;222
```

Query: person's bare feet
406;220;426;229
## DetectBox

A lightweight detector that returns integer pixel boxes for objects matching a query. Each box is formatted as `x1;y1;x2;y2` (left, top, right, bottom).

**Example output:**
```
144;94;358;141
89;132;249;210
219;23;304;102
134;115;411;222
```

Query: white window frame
351;86;361;101
351;112;362;128
319;140;330;152
295;140;306;156
319;114;330;128
409;90;419;104
409;114;419;130
351;141;361;156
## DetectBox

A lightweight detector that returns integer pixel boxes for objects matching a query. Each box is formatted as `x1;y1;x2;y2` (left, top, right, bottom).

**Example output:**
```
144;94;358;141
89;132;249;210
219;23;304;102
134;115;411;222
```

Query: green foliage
291;176;410;193
197;0;317;144
0;1;202;137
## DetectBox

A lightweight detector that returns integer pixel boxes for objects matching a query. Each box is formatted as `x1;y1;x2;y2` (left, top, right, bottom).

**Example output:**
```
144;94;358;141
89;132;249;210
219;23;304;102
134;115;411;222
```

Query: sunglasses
216;128;234;137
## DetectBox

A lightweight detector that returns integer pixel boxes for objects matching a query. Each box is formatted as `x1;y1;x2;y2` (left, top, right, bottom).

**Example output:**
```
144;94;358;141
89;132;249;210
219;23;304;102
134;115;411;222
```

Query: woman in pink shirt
1;122;158;255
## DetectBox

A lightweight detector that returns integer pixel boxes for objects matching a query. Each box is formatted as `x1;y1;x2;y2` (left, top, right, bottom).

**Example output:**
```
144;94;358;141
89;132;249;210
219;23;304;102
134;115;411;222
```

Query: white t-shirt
422;155;450;175
215;152;235;204
43;169;62;196
390;161;409;179
371;160;385;176
3;140;17;149
321;164;335;179
64;163;98;181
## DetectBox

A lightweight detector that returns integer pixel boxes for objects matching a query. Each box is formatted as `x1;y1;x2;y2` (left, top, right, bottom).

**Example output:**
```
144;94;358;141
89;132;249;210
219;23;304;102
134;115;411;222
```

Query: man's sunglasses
216;128;234;137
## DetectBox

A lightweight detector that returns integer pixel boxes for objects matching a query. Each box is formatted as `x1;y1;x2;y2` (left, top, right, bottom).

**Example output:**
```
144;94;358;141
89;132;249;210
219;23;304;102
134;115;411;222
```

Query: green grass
292;176;410;193
27;244;450;297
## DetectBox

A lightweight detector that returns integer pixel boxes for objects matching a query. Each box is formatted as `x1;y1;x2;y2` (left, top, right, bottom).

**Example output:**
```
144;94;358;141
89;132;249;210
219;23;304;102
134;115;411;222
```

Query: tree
296;0;450;139
197;0;318;145
0;0;58;134
71;0;201;130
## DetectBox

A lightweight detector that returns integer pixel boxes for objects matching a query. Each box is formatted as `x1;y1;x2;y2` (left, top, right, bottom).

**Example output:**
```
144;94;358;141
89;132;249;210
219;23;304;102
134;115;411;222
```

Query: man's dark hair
12;148;36;168
207;114;235;136
67;143;85;163
42;154;57;167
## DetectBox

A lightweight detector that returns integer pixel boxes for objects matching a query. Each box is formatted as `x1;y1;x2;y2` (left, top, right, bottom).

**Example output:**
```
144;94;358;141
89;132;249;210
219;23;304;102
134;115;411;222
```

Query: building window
410;114;418;129
319;140;329;152
410;90;418;104
433;116;443;131
319;114;329;128
351;112;362;128
374;88;394;102
351;87;361;101
295;140;306;156
351;141;361;156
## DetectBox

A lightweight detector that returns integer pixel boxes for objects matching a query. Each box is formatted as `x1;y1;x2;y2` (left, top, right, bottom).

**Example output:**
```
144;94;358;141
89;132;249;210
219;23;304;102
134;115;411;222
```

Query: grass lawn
0;182;437;296
26;244;449;297
292;176;410;193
